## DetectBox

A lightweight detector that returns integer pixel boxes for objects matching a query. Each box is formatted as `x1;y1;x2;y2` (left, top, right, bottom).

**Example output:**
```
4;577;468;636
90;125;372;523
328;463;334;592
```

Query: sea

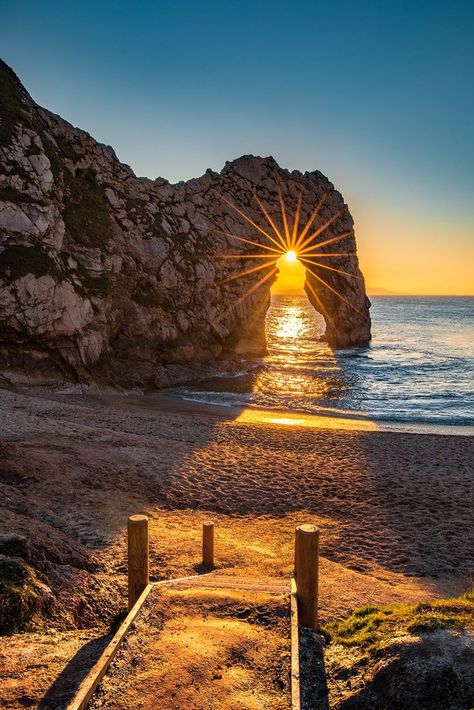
167;295;474;432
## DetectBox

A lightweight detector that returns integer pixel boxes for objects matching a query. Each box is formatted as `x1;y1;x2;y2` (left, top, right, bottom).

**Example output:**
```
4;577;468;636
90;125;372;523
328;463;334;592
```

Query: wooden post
294;524;319;630
127;514;149;611
290;578;301;709
202;520;214;569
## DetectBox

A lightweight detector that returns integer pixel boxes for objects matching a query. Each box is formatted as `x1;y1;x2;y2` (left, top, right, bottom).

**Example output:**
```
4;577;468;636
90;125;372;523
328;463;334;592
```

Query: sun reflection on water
274;305;307;340
249;293;342;403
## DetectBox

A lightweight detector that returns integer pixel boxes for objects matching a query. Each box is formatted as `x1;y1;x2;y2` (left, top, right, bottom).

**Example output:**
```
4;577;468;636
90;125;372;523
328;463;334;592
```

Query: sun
214;184;362;312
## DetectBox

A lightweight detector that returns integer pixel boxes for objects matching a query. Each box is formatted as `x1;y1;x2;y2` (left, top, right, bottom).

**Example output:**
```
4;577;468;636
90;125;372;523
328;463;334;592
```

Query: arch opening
271;252;306;295
223;181;371;355
248;253;337;407
267;252;327;353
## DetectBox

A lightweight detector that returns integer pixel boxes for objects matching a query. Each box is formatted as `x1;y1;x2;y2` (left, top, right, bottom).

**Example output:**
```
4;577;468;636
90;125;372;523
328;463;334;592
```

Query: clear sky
2;0;473;294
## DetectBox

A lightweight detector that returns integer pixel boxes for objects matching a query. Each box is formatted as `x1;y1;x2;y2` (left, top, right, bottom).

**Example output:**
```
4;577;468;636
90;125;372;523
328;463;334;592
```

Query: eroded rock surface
0;59;370;387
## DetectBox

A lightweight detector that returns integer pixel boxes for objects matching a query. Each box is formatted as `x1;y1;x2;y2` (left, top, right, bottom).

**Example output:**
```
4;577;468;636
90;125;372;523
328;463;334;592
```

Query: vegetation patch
63;169;114;249
0;555;51;634
41;133;83;184
0;244;62;284
131;286;163;307
323;591;474;649
54;134;82;164
0;59;33;144
124;195;148;223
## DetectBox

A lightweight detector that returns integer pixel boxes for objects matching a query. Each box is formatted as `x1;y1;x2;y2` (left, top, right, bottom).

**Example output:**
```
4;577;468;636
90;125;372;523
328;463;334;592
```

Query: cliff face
0;59;371;388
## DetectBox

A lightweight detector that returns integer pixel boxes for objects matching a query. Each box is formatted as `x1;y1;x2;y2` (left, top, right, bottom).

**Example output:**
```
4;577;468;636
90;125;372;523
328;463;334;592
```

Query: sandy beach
0;386;473;707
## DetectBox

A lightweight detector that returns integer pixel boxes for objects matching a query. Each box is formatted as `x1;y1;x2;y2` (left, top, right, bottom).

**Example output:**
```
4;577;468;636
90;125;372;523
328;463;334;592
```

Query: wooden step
167;574;289;594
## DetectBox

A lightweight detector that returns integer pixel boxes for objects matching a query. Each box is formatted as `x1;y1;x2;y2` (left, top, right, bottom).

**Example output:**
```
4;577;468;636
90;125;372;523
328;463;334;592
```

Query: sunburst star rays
298;231;355;256
290;189;304;249
213;229;281;255
218;193;285;253
300;257;363;281
213;185;362;314
293;191;327;251
252;192;287;251
231;266;278;310
215;259;277;287
277;184;291;246
303;263;363;314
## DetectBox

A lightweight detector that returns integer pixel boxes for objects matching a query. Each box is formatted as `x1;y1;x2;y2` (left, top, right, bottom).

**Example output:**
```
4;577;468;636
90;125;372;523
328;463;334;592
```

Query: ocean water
169;295;474;428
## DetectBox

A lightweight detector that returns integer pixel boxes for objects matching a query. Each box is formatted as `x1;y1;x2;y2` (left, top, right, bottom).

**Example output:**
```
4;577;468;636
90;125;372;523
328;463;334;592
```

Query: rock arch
0;60;371;387
204;155;371;355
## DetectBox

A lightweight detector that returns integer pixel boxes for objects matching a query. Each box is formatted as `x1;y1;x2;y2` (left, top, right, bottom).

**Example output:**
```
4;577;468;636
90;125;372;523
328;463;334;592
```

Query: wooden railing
66;515;320;710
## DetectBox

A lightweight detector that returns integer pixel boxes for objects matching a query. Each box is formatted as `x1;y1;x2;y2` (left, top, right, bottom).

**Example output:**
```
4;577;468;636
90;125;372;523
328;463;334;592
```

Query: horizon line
272;288;474;297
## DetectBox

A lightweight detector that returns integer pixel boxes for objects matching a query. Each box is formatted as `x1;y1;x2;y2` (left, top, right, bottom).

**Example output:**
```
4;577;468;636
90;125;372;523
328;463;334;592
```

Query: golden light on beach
214;186;362;308
235;408;378;430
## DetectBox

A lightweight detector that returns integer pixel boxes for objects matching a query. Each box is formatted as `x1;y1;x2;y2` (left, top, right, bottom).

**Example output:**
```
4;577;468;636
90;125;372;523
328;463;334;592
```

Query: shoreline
96;390;474;437
1;384;473;707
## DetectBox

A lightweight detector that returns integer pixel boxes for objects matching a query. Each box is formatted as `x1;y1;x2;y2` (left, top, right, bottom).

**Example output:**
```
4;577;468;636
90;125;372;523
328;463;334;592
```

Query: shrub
0;59;33;145
63;169;114;249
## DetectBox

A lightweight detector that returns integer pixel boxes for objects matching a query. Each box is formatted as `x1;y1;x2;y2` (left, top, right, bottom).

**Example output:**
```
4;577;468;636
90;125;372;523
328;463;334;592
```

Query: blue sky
1;0;473;292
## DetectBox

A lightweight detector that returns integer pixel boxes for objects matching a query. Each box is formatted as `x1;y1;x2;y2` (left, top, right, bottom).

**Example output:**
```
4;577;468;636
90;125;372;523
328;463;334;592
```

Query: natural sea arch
0;56;370;387
224;166;372;359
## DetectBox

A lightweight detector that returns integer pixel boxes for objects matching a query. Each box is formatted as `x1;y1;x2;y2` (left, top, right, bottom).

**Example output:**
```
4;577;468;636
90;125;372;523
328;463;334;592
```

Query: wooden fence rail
66;515;320;709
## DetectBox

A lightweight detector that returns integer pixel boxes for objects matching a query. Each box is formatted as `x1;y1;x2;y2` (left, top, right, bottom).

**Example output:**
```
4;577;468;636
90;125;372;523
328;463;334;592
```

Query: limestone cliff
0;59;371;388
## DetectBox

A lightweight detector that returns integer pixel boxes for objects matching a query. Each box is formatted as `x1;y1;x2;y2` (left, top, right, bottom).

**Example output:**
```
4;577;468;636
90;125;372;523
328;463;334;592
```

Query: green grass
323;591;474;649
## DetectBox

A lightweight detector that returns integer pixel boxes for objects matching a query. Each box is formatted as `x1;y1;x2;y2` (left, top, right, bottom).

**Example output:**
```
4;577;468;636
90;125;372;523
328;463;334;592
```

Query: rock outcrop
0;59;371;388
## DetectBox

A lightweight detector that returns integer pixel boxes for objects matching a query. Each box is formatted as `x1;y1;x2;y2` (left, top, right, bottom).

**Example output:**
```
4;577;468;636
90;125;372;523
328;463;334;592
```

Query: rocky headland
0;59;370;389
5;59;471;710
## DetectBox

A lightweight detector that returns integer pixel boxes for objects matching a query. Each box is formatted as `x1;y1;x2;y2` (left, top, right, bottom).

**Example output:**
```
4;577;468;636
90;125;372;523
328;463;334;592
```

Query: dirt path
88;585;291;710
1;388;472;708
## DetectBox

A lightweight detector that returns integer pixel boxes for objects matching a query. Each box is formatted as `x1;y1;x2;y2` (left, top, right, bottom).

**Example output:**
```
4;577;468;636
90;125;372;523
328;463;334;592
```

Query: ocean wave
169;295;474;428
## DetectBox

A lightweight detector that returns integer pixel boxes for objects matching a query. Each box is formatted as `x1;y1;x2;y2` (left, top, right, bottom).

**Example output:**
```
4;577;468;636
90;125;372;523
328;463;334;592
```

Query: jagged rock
0;58;371;387
0;274;93;336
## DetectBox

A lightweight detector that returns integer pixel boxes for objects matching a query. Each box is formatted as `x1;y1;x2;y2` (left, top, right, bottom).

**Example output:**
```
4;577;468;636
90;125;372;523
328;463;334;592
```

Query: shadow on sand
300;628;330;710
38;631;114;710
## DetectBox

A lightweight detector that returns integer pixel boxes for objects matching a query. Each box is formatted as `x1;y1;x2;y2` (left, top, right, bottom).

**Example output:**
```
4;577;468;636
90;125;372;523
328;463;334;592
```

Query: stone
104;187;121;207
0;204;34;233
0;58;371;387
1;275;93;337
28;153;51;177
